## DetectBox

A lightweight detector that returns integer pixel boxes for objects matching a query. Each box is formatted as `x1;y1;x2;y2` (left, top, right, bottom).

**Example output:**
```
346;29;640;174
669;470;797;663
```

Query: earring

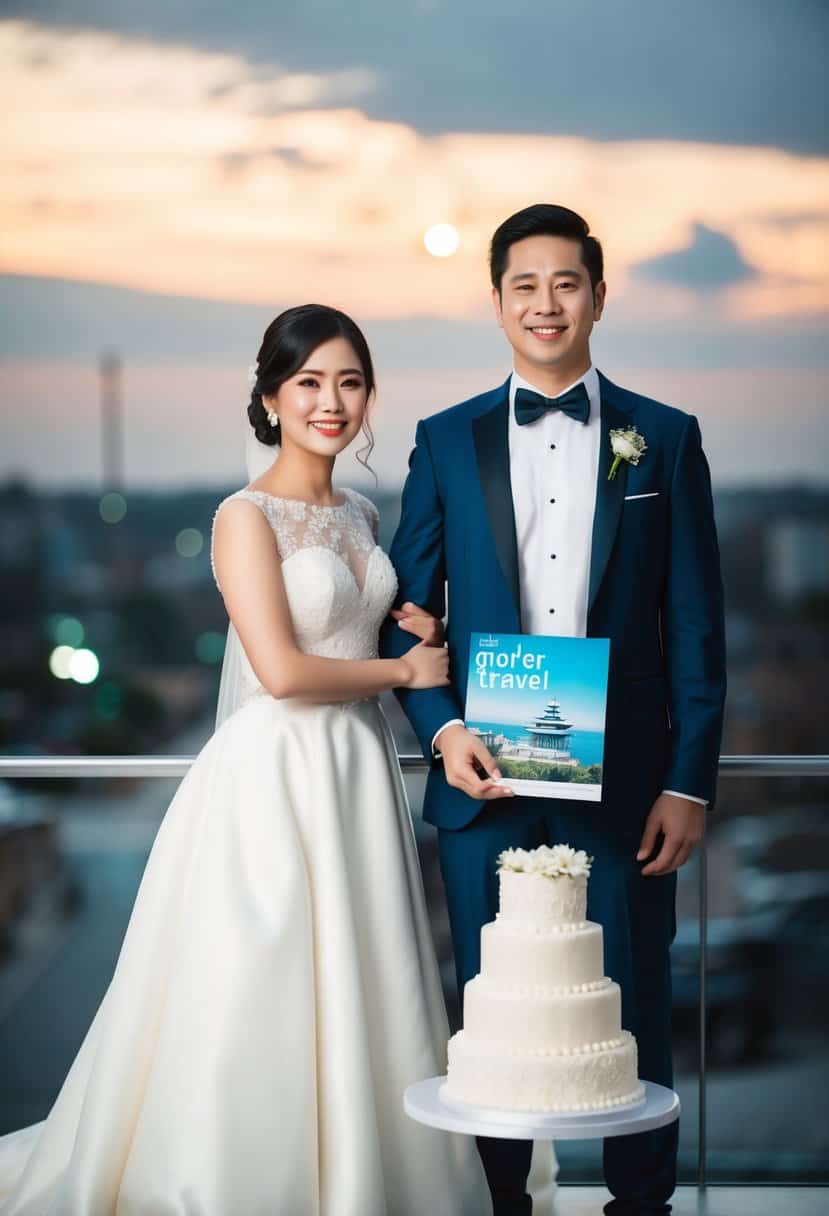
266;409;279;428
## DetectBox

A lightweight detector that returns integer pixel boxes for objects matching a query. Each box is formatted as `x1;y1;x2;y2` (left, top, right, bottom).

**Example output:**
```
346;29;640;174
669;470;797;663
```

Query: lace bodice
211;487;398;709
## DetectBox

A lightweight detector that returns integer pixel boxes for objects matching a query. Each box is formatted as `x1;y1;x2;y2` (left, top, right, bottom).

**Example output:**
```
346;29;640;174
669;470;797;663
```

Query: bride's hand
399;640;450;689
390;602;445;646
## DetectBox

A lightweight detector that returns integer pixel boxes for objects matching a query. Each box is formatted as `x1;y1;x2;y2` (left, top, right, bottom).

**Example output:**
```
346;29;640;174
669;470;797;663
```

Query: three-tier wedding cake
445;844;645;1113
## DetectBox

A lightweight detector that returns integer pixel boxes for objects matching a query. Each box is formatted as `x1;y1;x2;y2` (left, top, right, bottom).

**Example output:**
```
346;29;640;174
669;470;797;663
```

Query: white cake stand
404;1078;679;1141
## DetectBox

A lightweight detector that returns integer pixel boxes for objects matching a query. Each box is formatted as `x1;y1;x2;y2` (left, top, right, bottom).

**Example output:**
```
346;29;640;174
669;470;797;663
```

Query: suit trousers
437;794;678;1214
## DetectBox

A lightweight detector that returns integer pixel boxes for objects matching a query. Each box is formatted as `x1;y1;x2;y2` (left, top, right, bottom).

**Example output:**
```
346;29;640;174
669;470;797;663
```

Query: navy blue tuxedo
380;371;726;1213
380;370;726;830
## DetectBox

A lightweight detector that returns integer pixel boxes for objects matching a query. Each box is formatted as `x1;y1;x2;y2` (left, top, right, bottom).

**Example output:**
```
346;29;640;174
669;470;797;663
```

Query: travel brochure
464;632;611;800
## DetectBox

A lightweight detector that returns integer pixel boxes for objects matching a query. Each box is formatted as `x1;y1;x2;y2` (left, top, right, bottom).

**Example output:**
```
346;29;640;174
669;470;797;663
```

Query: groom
380;203;726;1215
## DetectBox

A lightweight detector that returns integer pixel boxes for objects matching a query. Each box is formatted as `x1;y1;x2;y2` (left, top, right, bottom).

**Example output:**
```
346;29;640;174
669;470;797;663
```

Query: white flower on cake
496;842;593;879
496;847;537;874
542;843;593;878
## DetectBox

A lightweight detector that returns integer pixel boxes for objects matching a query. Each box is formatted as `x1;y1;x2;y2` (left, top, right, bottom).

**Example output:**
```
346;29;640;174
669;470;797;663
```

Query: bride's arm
213;499;446;701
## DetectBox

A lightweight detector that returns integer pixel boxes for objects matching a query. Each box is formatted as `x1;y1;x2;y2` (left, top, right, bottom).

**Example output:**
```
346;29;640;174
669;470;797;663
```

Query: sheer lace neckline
211;483;396;691
244;487;349;511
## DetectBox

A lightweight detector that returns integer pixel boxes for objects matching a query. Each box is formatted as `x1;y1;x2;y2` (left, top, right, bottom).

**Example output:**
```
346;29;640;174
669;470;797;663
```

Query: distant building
767;518;829;602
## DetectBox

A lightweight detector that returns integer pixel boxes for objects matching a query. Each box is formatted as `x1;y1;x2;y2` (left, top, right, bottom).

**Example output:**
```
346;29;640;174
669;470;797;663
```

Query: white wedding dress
0;486;488;1215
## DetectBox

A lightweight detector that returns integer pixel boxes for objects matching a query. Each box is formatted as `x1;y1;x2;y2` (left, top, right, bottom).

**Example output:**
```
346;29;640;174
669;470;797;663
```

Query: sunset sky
1;3;827;490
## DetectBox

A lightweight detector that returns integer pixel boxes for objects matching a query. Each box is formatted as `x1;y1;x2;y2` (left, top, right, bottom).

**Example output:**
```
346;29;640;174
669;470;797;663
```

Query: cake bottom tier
445;1029;643;1113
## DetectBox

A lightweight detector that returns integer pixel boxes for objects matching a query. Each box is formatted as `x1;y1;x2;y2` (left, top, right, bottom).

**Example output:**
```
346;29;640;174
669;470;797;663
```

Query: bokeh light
48;645;75;680
53;615;84;647
195;631;226;664
176;528;204;558
69;648;100;684
99;492;127;524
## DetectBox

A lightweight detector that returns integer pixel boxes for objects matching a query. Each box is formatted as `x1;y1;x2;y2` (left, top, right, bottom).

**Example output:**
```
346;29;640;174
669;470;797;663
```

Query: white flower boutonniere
608;426;647;481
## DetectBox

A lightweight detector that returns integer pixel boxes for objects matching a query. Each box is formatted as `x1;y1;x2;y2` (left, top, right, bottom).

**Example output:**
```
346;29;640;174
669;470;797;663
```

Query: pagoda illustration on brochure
464;632;611;800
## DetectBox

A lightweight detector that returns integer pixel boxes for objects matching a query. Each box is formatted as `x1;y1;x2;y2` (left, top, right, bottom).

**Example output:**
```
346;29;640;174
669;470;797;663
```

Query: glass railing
0;753;827;1187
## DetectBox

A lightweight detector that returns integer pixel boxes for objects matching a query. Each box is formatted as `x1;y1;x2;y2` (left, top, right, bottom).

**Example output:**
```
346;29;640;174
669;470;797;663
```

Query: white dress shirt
509;365;601;637
431;365;705;807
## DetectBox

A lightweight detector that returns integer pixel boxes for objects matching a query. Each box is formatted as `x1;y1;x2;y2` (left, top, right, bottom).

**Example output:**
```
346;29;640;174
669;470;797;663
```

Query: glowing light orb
69;648;100;684
49;645;75;680
423;223;460;258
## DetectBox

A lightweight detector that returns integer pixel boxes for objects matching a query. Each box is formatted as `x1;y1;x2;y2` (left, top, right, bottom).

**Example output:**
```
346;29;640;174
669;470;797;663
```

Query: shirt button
550;443;556;450
549;497;556;504
550;554;557;559
549;608;555;614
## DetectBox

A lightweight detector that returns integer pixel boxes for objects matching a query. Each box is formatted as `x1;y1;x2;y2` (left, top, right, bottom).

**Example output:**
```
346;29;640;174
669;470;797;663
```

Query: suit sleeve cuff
662;788;708;807
431;719;465;757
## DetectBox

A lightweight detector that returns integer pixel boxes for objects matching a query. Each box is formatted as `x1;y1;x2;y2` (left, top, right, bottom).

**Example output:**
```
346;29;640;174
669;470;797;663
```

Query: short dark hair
489;204;604;295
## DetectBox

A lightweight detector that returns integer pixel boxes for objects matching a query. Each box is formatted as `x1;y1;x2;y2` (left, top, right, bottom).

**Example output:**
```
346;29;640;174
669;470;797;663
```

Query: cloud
2;20;828;323
3;2;826;153
634;223;755;288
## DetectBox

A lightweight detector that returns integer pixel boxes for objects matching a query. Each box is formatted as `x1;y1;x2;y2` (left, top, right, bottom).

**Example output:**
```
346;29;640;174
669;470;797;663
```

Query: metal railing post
698;817;708;1190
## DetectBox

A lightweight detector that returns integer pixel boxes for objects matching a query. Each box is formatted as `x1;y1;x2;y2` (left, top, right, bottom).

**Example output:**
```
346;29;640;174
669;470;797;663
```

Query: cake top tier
497;844;592;927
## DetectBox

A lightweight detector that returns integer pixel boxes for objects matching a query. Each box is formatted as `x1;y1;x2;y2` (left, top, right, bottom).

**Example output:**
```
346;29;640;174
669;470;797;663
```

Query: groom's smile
526;324;568;341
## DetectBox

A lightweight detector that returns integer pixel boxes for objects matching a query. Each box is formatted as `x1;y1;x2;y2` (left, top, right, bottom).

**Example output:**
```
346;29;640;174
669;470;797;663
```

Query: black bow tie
514;382;590;426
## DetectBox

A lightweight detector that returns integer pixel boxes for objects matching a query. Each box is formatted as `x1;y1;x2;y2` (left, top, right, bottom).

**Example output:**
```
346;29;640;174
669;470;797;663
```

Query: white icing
448;856;642;1114
463;975;621;1051
498;870;587;927
446;1031;642;1113
481;919;604;989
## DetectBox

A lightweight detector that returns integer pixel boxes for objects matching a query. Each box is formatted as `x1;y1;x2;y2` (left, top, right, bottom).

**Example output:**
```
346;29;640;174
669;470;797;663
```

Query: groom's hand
637;792;704;876
435;724;514;800
390;601;445;646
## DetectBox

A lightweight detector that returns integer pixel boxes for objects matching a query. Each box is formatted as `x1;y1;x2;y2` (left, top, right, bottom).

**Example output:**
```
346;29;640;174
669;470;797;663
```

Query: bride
0;304;488;1214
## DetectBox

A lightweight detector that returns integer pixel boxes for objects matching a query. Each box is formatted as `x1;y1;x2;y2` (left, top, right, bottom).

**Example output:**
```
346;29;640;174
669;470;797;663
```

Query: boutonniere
608;426;647;481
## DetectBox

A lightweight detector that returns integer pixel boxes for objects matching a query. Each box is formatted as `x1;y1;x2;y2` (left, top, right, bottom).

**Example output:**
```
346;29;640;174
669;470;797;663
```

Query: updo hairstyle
247;304;376;471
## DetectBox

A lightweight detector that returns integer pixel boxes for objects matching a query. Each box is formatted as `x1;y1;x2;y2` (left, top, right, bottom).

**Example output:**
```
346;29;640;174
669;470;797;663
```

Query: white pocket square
624;492;660;501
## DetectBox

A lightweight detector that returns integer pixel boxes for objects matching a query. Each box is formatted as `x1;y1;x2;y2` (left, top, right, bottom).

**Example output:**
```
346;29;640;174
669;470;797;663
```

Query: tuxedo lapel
588;373;630;614
471;380;521;619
